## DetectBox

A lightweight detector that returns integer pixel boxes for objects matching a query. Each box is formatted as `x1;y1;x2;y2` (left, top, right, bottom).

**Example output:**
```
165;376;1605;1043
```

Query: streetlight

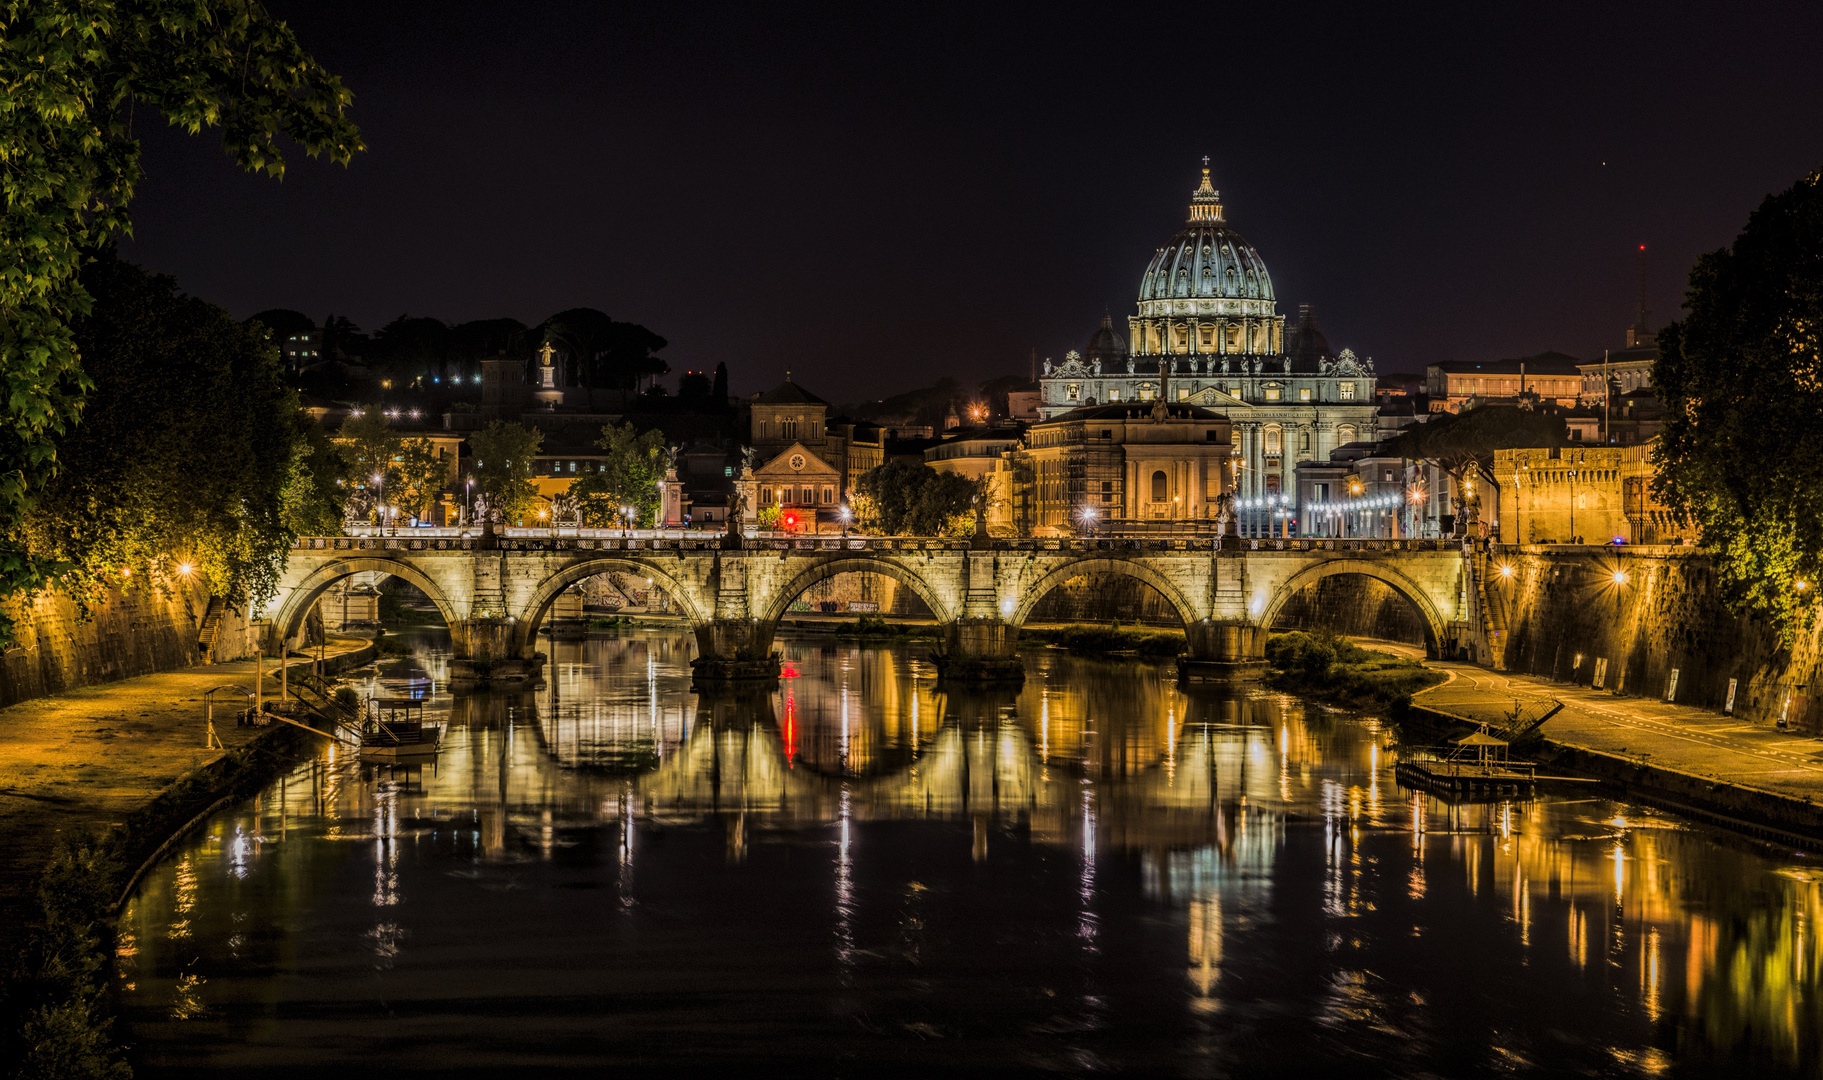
620;505;634;537
839;504;853;537
371;472;385;534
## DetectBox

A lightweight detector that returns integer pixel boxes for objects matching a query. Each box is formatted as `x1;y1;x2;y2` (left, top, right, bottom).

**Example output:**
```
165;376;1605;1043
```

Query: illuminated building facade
1038;166;1381;529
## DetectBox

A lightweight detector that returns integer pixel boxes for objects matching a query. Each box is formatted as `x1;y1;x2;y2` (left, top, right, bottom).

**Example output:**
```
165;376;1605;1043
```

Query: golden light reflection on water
114;630;1823;1074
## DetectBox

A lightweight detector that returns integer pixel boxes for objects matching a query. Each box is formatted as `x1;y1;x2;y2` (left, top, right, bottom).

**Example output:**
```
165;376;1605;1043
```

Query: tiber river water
117;628;1823;1077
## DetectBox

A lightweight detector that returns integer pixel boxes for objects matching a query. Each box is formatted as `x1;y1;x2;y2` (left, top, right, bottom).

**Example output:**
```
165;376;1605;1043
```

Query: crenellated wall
0;578;263;709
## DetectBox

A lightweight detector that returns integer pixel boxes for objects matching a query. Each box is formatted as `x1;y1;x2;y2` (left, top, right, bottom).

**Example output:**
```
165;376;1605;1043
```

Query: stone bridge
263;534;1472;682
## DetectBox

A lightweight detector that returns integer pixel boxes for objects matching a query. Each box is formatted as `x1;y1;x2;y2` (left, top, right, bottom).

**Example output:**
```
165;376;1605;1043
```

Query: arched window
1264;425;1283;455
1337;424;1358;443
1151;471;1169;501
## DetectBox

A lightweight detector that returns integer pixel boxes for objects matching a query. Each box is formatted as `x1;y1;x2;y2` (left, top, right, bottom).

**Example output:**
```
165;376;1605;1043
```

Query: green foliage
1264;630;1444;705
280;418;345;537
541;308;668;389
1023;623;1186;657
1654;169;1823;640
756;504;783;530
569;421;666;527
0;0;360;643
392;438;447;523
21;253;302;616
1385;405;1563;485
470;421;541;525
855;460;982;535
1;833;130;1080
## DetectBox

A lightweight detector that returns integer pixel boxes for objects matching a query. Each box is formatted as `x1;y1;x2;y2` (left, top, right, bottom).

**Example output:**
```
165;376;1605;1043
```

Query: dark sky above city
122;1;1823;401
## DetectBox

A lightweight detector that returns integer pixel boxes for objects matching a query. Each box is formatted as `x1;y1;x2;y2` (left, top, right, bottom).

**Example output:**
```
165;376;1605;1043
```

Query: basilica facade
1038;166;1381;526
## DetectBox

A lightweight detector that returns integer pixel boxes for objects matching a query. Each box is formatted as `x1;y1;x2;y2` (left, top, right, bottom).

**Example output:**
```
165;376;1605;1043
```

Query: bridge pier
689;618;782;684
1176;619;1268;684
933;617;1026;684
450;617;545;685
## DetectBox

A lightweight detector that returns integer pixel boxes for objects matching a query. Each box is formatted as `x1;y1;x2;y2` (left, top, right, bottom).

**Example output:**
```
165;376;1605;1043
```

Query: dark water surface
118;629;1823;1077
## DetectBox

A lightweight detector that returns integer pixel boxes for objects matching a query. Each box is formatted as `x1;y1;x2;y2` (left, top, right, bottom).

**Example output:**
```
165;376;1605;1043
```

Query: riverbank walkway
1362;639;1823;812
0;639;372;937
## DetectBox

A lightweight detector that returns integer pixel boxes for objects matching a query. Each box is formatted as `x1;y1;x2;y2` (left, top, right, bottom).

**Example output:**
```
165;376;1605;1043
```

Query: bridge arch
758;555;956;626
519;556;713;642
1257;558;1450;658
1008;556;1202;629
272;556;459;644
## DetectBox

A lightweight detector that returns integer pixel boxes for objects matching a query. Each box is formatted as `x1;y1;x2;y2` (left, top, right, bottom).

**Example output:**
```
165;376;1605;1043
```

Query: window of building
1101;480;1113;492
569;461;577;472
724;466;733;477
802;486;814;504
1300;431;1311;451
1067;383;1081;401
1108;388;1120;402
1337;425;1357;443
757;421;769;438
1264;426;1283;455
1339;381;1357;400
761;487;773;503
1151;471;1168;501
809;421;821;440
782;419;798;440
1140;384;1156;401
1177;387;1189;401
1383;470;1394;482
1264;385;1282;402
821;485;834;504
1299;387;1312;402
1315;483;1329;501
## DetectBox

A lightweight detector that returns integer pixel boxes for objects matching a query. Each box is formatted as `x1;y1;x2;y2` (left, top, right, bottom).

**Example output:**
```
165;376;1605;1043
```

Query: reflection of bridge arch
1008;556;1200;628
519;557;712;642
272;557;457;643
1258;558;1448;657
759;555;956;626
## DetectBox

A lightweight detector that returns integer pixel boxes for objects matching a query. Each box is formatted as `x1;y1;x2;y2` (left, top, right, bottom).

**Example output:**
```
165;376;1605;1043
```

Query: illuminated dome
1136;165;1276;321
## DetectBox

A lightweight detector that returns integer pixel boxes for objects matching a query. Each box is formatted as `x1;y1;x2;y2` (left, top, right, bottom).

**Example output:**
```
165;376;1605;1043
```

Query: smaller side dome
1085;312;1128;366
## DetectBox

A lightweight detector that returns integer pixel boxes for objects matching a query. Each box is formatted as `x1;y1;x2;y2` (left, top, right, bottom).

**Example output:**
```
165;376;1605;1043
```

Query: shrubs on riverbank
0;834;131;1080
1264;630;1444;707
1022;623;1185;657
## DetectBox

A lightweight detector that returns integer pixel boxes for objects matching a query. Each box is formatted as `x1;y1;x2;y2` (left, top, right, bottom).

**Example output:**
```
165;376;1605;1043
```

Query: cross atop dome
1188;159;1224;223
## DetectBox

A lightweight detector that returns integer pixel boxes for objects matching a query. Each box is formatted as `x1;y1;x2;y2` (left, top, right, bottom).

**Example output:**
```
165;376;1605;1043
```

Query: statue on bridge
1213;491;1235;540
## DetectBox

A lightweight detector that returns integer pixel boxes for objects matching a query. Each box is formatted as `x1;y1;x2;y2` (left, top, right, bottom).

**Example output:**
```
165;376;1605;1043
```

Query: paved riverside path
1360;638;1823;807
0;639;371;932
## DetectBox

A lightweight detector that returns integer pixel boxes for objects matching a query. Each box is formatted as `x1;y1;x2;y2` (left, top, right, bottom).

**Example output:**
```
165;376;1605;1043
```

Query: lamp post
1078;504;1098;538
371;472;385;534
839;504;852;537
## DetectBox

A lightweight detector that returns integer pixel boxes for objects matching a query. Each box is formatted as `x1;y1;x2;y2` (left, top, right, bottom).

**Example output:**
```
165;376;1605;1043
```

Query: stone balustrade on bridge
264;534;1473;684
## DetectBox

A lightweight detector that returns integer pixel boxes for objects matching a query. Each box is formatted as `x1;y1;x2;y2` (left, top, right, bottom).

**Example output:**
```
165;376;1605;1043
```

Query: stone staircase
196;597;226;657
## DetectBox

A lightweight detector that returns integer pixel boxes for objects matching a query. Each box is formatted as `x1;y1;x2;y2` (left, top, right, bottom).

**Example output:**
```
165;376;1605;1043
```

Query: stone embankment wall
0;579;263;709
1485;545;1811;725
1267;545;1819;729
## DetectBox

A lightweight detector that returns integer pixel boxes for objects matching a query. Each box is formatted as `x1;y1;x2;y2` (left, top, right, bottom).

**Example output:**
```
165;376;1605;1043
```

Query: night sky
120;2;1823;401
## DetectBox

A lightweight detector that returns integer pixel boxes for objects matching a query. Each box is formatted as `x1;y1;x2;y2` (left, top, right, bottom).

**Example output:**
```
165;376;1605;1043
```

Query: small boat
359;697;442;760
